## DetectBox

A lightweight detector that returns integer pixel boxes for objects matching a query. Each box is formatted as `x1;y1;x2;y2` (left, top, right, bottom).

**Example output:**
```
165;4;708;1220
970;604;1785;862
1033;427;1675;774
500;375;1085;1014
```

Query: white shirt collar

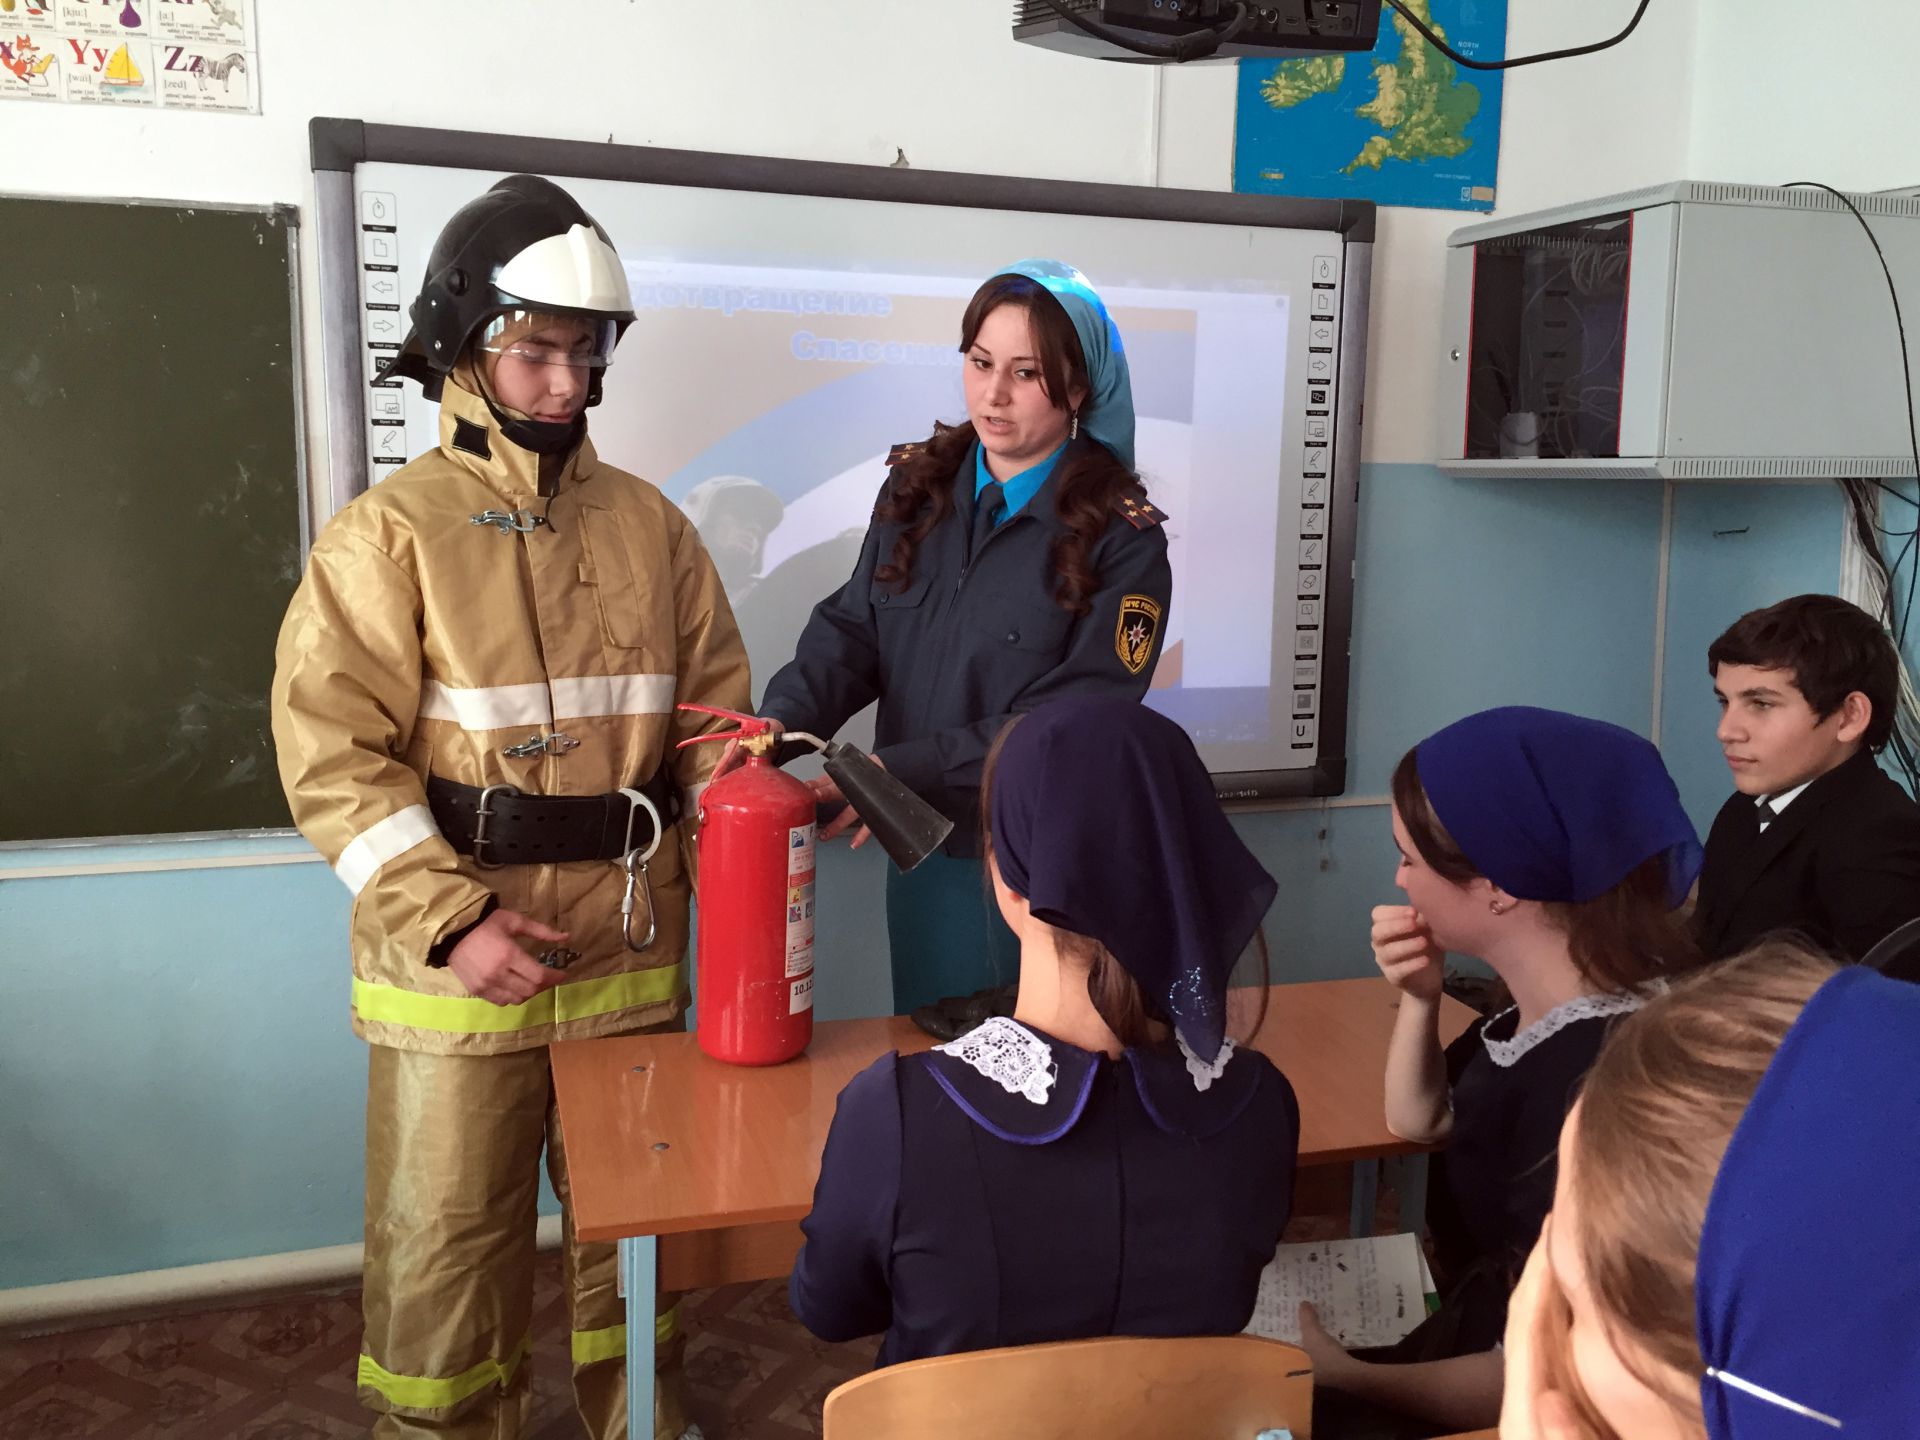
1759;780;1813;816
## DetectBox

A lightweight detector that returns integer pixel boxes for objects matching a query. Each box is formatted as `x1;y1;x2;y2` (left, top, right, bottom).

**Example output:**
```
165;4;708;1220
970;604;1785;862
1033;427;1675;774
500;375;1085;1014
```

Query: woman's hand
1371;904;1446;1002
1296;1302;1363;1388
1499;1232;1584;1440
810;755;884;849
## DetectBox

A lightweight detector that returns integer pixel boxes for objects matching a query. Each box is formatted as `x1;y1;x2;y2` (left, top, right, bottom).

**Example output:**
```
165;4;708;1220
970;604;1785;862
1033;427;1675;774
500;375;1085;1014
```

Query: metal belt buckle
616;787;665;952
471;783;520;869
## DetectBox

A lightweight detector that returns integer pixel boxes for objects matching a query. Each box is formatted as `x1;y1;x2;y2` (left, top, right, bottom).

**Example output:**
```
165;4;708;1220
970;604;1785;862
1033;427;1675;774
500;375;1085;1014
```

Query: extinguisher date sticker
790;974;814;1014
786;823;817;979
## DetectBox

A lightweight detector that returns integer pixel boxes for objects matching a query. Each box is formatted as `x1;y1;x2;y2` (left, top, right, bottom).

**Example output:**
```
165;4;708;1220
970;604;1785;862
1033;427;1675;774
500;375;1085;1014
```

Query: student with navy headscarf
729;262;1173;1016
1302;708;1705;1439
1502;941;1920;1440
788;697;1298;1365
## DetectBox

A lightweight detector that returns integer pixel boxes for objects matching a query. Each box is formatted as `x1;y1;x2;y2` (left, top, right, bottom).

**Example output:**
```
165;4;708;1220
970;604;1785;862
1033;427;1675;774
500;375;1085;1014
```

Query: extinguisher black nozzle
821;743;955;872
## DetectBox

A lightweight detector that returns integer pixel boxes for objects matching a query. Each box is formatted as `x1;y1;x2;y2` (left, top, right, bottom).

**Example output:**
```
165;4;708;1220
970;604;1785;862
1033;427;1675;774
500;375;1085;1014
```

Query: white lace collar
934;1015;1237;1103
933;1016;1056;1104
1481;990;1647;1068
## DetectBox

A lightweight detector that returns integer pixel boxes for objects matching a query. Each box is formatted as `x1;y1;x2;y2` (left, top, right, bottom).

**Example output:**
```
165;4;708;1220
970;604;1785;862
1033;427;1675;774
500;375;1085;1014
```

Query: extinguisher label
786;822;817;979
789;974;814;1014
785;898;814;978
788;822;816;876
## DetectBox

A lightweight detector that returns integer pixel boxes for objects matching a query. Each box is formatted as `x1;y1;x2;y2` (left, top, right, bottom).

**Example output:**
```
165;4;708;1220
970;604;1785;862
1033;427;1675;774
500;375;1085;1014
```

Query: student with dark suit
1695;594;1920;974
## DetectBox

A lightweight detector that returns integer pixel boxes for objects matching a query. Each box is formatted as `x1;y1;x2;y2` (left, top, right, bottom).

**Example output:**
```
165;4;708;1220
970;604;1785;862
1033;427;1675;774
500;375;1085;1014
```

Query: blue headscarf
989;696;1275;1063
1695;966;1920;1436
992;259;1136;472
1414;706;1702;907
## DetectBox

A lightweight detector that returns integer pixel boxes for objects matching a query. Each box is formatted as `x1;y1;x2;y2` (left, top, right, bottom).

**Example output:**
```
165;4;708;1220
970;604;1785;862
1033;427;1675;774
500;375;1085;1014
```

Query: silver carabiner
616;787;664;953
502;730;580;760
470;508;547;536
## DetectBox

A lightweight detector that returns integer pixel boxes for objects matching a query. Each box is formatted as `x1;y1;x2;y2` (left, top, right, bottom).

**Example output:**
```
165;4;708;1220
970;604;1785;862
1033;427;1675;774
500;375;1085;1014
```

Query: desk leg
620;1236;656;1440
1348;1159;1379;1238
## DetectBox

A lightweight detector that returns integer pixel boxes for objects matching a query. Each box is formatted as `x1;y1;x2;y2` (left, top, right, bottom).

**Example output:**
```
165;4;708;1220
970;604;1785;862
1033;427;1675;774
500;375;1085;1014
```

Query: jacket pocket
869;574;932;613
577;505;652;650
966;593;1072;658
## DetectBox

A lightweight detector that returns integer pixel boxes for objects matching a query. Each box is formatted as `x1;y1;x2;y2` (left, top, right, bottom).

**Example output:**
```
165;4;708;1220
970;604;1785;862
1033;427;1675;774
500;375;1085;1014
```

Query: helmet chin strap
471;362;585;458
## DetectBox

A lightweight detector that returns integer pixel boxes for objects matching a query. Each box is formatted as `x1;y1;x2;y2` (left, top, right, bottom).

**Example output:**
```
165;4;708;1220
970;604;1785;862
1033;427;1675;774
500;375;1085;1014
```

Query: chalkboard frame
310;119;1371;802
0;192;307;850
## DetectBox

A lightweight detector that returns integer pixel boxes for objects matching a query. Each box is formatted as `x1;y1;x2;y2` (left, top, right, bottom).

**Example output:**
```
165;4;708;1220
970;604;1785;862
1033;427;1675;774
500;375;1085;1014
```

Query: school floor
0;1168;1385;1439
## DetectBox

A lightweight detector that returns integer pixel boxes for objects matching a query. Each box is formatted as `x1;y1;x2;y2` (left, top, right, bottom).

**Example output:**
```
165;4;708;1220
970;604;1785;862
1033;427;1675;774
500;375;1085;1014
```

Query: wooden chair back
822;1333;1314;1439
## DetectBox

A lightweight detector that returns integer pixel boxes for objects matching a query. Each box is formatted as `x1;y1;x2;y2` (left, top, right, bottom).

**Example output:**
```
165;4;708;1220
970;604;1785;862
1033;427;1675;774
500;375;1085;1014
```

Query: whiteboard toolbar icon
360;191;397;227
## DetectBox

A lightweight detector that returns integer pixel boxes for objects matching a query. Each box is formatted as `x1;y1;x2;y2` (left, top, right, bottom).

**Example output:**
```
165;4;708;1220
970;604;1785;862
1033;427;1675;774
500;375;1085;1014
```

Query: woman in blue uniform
788;696;1298;1364
741;260;1172;1016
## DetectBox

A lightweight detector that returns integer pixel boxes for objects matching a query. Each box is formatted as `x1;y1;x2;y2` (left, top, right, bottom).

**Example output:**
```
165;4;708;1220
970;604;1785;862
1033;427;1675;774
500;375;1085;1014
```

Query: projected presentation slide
352;163;1348;780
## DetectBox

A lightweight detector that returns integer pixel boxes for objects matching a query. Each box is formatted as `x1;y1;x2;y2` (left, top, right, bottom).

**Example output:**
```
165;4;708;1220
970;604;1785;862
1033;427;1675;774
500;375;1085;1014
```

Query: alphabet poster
0;0;258;112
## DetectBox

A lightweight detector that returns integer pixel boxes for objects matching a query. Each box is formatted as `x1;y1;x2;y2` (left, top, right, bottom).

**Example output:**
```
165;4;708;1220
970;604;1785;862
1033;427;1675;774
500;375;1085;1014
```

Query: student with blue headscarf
1302;707;1705;1438
736;261;1172;1016
1502;941;1920;1440
788;697;1298;1364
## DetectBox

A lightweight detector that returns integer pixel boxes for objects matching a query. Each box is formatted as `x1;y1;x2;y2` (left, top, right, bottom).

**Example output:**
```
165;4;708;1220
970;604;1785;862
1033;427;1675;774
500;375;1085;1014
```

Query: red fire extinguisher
676;703;818;1065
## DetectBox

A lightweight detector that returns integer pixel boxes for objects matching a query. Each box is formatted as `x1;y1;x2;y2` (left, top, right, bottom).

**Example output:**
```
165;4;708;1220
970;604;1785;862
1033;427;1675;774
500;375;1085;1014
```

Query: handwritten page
1243;1233;1432;1351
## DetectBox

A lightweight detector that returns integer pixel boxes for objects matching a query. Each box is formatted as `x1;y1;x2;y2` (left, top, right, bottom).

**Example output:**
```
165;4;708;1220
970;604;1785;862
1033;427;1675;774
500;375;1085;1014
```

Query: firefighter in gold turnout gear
271;175;748;1440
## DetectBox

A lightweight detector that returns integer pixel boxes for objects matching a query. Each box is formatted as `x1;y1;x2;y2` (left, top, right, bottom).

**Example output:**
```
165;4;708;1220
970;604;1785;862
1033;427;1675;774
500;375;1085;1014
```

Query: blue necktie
972;484;1005;558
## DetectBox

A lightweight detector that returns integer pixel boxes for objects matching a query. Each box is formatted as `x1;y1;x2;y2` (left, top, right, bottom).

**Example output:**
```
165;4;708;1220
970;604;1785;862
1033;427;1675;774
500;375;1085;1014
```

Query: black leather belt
426;771;680;868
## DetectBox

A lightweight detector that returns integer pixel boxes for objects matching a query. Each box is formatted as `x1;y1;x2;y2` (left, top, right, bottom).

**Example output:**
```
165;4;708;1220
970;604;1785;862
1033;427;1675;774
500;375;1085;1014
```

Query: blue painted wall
5;463;1850;1291
1657;483;1846;827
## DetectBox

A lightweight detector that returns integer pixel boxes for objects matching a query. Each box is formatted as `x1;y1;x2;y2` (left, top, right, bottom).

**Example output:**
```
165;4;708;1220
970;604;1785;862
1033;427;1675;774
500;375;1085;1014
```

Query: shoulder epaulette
1115;492;1168;531
886;440;926;468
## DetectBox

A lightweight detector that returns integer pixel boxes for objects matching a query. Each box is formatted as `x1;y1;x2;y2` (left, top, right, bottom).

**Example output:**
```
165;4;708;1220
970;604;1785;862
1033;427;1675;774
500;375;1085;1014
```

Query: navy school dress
788;1017;1300;1366
756;440;1171;1011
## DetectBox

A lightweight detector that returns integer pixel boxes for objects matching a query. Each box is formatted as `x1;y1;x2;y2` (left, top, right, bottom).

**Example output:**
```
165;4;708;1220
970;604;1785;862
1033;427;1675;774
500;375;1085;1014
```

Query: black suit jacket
1694;749;1920;964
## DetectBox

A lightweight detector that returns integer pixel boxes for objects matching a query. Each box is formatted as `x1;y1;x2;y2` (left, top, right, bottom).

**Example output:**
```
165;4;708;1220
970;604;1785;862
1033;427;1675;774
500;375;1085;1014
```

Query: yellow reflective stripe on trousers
352;965;685;1035
569;1304;679;1368
358;1331;532;1409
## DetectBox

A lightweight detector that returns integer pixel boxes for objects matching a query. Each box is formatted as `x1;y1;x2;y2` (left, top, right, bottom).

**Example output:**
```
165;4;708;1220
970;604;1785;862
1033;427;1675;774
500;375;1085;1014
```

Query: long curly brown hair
873;273;1142;617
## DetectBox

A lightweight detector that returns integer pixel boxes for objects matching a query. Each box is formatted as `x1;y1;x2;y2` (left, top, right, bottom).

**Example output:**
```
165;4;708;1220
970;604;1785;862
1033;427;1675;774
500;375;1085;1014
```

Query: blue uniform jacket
788;1021;1300;1366
757;439;1172;854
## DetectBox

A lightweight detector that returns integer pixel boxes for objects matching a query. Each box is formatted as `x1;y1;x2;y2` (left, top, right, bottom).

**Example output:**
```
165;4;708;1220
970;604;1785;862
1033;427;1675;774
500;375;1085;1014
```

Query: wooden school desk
551;977;1477;1440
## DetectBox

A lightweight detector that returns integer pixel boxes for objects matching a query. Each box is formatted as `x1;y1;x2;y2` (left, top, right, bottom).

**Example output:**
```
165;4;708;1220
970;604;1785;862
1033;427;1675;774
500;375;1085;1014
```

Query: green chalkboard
0;196;303;843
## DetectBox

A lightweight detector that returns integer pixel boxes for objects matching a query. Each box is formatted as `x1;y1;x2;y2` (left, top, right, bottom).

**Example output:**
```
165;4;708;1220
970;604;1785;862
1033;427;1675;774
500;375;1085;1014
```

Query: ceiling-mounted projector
1013;0;1382;62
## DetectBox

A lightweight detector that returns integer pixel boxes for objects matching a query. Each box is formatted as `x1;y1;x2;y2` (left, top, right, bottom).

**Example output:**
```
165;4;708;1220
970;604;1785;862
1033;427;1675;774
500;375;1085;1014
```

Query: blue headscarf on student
988;696;1275;1063
1414;706;1702;907
992;259;1136;471
1695;965;1920;1436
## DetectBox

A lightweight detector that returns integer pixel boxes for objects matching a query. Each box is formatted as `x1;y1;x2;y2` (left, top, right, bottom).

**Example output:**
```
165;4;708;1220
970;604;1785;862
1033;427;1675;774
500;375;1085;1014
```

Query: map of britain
1233;0;1506;212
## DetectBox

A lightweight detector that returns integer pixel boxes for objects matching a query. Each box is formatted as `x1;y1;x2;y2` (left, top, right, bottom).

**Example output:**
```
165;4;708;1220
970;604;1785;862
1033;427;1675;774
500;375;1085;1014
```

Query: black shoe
909;983;1018;1041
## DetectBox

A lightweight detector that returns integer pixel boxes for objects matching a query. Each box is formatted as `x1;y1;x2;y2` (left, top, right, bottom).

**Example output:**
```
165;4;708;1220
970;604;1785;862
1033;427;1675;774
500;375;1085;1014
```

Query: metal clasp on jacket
471;783;519;870
502;731;580;760
470;509;547;536
616;787;665;953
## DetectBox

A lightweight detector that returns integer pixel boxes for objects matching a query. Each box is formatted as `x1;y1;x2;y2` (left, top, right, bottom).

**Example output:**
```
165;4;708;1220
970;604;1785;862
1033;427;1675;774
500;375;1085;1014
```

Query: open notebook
1244;1232;1438;1351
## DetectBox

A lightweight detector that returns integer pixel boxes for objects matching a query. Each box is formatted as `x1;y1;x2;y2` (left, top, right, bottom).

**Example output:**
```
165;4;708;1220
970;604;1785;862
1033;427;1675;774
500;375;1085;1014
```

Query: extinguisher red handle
674;701;772;750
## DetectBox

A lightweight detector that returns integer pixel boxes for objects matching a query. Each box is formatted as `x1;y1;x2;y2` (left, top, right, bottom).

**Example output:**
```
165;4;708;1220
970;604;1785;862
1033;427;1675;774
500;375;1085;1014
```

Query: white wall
1688;0;1920;191
16;0;1850;1295
1;0;1159;514
1156;0;1702;463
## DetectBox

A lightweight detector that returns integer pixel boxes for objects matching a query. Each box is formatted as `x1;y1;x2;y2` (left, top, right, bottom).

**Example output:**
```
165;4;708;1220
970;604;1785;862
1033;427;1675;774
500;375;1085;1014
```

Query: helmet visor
473;309;620;370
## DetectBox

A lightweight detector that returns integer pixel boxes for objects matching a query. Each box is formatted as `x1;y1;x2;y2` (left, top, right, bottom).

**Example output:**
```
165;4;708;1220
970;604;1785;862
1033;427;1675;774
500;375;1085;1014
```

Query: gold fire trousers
359;1038;688;1439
